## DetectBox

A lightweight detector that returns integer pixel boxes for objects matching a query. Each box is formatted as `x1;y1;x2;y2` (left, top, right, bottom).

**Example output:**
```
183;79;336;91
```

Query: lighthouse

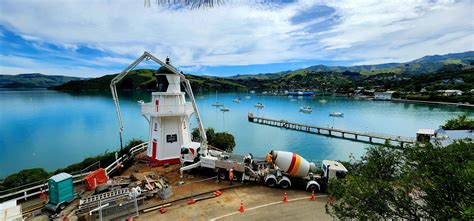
141;58;194;165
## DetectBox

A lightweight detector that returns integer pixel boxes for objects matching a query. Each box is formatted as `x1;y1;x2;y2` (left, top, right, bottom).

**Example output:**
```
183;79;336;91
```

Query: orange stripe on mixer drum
290;155;301;175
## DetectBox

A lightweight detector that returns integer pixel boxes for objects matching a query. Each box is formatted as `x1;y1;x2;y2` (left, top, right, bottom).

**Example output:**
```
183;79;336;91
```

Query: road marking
210;195;328;221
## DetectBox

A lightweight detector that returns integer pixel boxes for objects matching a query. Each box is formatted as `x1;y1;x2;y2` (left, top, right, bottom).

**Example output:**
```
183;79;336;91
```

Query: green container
48;173;74;205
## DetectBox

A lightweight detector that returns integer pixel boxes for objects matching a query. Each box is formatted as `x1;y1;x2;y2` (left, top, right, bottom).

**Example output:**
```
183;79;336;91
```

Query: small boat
329;112;344;117
254;103;264;108
220;107;230;112
319;99;327;103
250;90;256;94
232;98;241;103
300;106;313;113
245;96;251;99
212;102;224;107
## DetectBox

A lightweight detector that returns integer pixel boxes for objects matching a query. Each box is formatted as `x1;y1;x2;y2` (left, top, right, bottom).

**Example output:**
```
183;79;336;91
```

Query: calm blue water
0;89;472;178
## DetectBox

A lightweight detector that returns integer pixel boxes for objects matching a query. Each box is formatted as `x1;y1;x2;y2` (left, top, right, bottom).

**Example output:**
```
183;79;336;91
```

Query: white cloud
0;0;472;75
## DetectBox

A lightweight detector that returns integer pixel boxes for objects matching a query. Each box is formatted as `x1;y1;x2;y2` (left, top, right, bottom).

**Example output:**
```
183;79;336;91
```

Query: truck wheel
307;184;318;192
265;178;277;187
59;203;66;211
279;180;290;189
218;170;227;180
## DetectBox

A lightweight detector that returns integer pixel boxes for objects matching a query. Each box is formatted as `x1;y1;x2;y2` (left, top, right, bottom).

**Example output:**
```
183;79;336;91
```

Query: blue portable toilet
45;173;74;212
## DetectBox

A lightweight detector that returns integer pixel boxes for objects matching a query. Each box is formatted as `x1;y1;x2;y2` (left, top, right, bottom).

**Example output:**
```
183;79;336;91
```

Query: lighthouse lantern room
141;58;194;165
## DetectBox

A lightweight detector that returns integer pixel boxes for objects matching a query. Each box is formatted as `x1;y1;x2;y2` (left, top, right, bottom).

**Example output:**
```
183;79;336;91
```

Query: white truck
180;142;348;192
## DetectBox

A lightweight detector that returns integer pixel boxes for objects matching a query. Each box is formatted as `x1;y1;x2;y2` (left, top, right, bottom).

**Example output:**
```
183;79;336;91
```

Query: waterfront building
374;91;396;100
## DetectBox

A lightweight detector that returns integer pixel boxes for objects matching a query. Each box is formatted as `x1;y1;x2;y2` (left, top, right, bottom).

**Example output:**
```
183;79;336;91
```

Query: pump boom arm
110;51;208;153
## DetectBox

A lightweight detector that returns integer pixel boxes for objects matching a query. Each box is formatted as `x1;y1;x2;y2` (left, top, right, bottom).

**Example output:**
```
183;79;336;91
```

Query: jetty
248;113;416;147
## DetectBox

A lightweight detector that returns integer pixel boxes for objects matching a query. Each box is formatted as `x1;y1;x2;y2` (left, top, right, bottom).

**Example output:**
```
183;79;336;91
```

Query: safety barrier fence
0;142;148;203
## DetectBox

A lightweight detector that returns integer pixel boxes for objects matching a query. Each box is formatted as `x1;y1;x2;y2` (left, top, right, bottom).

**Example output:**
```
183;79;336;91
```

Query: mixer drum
270;150;311;177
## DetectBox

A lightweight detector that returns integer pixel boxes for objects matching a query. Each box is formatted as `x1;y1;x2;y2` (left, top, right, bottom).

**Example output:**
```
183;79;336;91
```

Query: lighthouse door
152;139;157;159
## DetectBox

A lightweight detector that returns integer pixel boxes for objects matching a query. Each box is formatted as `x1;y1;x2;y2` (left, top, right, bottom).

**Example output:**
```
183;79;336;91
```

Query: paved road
137;185;332;221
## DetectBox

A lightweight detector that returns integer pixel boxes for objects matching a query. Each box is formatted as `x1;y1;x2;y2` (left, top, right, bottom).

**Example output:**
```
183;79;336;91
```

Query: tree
326;141;474;220
191;127;235;152
2;168;50;190
441;114;474;130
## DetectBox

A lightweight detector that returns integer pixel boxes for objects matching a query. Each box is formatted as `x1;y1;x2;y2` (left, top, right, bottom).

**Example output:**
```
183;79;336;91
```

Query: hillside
50;69;246;92
227;51;474;79
0;73;82;88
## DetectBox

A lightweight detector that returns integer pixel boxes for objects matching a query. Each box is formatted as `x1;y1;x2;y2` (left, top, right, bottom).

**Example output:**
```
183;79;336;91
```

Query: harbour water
0;89;471;178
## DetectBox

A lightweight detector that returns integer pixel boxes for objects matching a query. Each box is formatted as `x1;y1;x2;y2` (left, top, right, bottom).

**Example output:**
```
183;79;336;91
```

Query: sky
0;0;473;77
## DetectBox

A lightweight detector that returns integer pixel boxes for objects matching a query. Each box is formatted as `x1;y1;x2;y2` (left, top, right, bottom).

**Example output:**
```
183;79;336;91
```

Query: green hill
50;69;247;92
0;73;82;88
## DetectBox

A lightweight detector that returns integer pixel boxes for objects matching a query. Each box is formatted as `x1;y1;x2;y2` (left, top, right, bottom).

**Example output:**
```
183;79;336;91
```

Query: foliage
326;141;474;220
50;69;246;92
1;168;50;190
191;127;235;152
441;113;474;130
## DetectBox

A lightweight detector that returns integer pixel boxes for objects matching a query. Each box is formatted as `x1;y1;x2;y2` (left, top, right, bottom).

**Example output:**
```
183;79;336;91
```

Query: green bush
191;127;235;152
326;141;474;220
441;114;474;130
1;168;49;191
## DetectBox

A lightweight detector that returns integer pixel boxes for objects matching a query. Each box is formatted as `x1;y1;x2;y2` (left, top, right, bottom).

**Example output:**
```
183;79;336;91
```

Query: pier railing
0;142;148;203
248;113;416;146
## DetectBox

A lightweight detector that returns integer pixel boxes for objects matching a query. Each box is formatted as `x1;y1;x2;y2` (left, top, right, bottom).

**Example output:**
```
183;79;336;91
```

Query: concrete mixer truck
179;142;348;192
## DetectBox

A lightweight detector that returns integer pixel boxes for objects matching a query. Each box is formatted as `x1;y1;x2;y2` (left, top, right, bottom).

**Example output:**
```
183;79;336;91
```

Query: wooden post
342;132;345;138
355;134;358;140
329;130;332;136
369;137;372;143
317;128;320;134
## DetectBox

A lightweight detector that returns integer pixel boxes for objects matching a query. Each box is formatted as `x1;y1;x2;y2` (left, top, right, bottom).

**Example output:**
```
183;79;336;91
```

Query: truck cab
322;160;348;180
180;142;201;165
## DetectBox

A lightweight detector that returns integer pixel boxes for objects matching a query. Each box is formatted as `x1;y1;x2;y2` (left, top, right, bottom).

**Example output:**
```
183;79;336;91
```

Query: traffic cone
187;198;196;205
310;191;315;201
159;207;167;214
239;201;245;212
283;192;288;203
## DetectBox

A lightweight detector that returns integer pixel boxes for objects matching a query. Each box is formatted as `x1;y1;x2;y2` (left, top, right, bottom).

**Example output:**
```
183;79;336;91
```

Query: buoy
283;192;288;203
310;190;315;201
239;201;245;212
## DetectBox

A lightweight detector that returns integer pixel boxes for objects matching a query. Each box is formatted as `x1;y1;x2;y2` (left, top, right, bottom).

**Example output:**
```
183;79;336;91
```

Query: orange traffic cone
283;192;288;203
310;191;315;201
239;201;245;212
159;207;167;214
187;198;196;205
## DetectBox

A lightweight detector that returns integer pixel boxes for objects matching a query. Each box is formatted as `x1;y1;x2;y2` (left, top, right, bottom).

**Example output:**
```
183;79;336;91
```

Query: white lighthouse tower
141;59;194;165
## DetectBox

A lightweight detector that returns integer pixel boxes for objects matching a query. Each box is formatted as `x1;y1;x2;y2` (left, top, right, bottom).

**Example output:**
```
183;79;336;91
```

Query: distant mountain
0;73;83;88
227;51;474;79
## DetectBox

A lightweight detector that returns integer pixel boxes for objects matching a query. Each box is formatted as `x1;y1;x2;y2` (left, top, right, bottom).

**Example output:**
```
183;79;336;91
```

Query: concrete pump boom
110;51;208;154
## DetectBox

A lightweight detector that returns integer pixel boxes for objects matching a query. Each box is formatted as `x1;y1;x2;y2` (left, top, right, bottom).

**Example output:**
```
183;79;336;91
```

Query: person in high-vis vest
229;168;234;185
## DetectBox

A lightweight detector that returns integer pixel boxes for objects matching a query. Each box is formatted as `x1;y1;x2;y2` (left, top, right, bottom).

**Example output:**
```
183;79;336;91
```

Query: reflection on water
0;89;471;177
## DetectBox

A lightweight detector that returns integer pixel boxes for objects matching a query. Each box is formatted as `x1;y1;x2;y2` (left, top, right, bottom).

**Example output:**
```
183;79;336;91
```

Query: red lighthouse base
147;156;181;166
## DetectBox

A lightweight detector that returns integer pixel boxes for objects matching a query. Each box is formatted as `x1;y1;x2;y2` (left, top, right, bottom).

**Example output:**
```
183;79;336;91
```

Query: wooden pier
248;113;416;147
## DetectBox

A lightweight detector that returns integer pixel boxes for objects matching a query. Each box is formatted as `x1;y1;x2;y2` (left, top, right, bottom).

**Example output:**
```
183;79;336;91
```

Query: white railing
104;142;148;176
0;142;148;202
141;103;193;116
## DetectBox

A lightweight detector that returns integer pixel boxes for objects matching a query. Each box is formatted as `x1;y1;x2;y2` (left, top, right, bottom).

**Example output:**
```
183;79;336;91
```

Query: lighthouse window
166;134;177;143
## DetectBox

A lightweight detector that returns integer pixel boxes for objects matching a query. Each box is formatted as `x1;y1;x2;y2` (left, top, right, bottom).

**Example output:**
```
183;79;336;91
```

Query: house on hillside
374;91;396;100
436;90;463;96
